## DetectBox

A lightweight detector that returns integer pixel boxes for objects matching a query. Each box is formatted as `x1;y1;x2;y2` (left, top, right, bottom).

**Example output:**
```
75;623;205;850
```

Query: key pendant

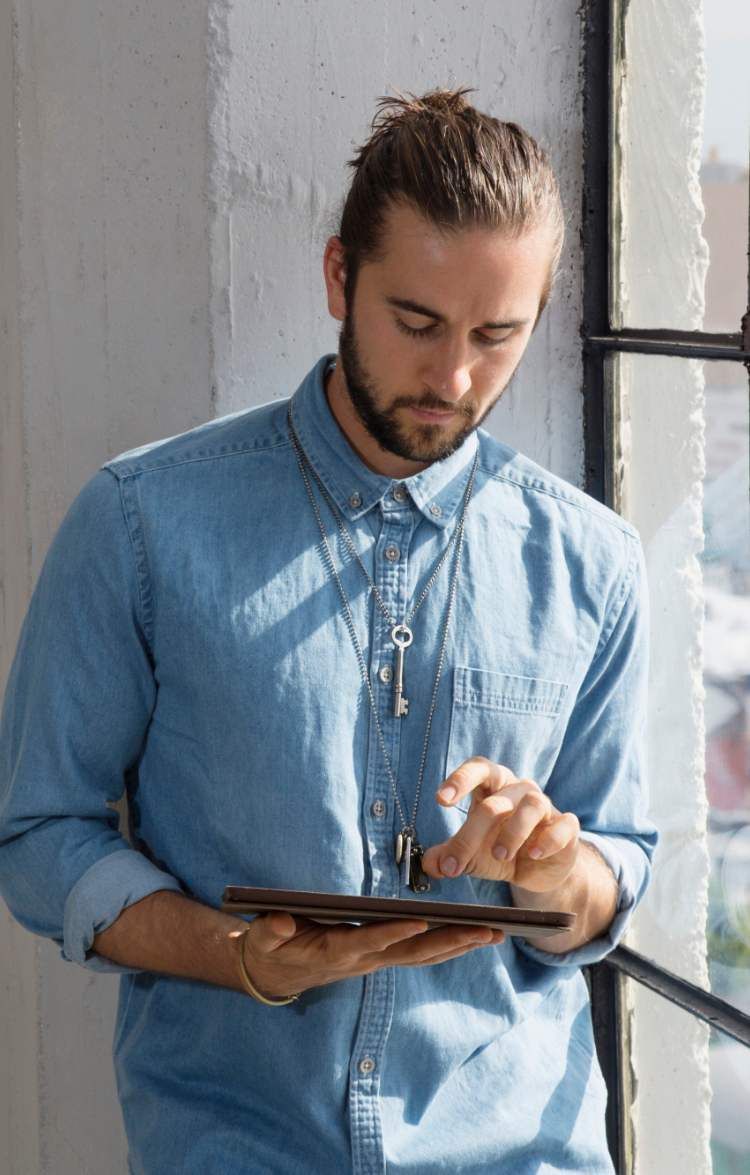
391;623;413;718
408;842;431;893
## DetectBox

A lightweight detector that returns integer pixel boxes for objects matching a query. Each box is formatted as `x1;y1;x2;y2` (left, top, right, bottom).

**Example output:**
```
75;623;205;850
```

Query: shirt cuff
61;847;185;974
512;831;641;969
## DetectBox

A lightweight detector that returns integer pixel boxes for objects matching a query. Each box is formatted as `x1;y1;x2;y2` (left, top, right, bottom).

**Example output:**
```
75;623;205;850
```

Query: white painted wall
6;1;711;1171
207;1;586;482
1;4;213;1171
613;1;712;1173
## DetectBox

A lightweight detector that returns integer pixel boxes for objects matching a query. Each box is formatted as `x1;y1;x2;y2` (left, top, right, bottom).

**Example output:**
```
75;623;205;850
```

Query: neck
324;360;431;480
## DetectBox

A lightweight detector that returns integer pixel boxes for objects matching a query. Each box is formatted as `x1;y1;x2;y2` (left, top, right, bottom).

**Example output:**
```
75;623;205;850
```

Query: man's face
330;201;555;467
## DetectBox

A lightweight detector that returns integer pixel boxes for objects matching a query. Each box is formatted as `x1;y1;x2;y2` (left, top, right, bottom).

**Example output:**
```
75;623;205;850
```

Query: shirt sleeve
513;531;659;970
0;468;185;974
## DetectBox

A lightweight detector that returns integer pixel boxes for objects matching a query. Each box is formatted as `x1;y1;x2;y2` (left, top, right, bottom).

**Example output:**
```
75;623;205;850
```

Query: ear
322;236;347;323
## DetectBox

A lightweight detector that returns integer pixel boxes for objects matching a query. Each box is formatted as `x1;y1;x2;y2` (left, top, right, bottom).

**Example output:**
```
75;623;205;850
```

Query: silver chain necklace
291;422;460;714
286;404;479;891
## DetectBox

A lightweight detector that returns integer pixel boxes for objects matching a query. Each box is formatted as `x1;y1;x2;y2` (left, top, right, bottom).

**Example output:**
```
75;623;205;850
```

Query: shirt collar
287;353;479;530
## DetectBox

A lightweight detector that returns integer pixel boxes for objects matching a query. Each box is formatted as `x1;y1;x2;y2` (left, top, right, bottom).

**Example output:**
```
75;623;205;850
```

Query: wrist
231;924;301;1006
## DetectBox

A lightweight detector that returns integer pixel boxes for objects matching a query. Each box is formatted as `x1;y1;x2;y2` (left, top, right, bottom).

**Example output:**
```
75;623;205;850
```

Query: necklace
290;435;464;721
286;404;479;891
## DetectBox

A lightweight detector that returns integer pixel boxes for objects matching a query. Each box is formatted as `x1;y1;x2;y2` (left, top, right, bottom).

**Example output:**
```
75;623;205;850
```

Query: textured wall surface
1;4;212;1172
208;0;585;482
615;1;712;1172
0;3;585;1172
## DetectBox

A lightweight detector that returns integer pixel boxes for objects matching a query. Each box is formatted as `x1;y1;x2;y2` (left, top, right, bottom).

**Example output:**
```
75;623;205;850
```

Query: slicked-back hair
338;87;565;328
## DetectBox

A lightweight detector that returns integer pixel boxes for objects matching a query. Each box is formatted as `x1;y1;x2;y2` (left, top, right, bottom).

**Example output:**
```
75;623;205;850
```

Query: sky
702;0;750;166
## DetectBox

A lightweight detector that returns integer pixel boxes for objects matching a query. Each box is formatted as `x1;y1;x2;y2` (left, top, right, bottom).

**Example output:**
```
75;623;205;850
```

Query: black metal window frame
580;1;750;1170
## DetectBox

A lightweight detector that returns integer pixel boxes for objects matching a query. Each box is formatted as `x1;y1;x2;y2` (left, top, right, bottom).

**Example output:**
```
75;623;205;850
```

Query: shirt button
349;491;362;508
371;800;386;818
379;664;393;684
429;503;442;517
384;545;400;562
393;485;407;502
359;1056;376;1075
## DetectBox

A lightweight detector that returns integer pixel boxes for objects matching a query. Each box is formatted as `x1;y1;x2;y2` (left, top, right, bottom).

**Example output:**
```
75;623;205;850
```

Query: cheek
370;320;411;365
378;336;424;385
473;352;515;399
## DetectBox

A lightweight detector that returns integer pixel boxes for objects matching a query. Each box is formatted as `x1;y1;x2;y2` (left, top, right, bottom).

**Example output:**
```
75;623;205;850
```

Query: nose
423;338;473;403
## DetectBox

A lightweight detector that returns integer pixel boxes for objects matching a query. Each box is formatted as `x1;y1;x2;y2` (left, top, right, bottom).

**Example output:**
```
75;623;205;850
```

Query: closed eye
394;317;509;348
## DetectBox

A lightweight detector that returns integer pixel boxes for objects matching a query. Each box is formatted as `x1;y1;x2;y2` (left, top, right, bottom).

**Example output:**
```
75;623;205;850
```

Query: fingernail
438;785;457;802
529;847;543;859
492;844;508;860
441;855;459;876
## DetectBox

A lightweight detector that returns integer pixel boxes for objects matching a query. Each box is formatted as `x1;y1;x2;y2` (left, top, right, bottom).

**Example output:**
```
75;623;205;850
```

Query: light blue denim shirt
0;353;657;1174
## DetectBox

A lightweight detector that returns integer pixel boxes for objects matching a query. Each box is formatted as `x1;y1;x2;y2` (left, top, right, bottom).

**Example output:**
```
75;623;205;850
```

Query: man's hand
420;756;581;892
238;911;505;1000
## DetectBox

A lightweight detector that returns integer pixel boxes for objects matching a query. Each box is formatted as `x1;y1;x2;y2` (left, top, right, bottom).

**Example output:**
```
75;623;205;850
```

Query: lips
410;406;455;423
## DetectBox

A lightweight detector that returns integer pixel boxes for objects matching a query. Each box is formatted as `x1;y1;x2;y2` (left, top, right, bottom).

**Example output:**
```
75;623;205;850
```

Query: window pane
628;978;748;1175
613;0;749;332
615;353;750;1017
703;360;750;1016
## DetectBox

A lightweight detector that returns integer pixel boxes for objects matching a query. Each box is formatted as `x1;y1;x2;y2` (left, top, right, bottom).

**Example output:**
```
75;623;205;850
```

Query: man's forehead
368;204;553;318
377;199;549;256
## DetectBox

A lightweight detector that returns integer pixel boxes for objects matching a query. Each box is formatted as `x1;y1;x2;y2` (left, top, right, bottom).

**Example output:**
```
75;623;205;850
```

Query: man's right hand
239;912;505;999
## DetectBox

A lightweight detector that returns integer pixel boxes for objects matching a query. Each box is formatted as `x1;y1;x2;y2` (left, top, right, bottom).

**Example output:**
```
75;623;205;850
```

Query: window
581;2;750;1171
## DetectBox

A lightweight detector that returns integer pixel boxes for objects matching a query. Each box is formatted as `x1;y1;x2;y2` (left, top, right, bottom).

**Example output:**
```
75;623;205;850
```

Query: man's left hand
420;756;580;892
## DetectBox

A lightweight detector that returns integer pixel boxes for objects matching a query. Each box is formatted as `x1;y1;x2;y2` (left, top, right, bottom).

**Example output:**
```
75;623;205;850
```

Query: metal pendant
408;842;431;893
395;831;404;865
400;833;413;888
391;623;413;718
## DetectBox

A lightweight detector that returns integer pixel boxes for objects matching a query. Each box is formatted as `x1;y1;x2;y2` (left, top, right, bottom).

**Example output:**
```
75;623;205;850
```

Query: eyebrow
385;296;529;331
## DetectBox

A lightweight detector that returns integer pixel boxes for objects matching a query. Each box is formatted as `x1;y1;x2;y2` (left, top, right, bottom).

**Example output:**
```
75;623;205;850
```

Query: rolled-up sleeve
514;531;659;969
0;468;184;974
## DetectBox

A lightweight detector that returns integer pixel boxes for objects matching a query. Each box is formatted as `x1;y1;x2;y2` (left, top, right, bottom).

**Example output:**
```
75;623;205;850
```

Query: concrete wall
1;4;213;1171
207;1;586;480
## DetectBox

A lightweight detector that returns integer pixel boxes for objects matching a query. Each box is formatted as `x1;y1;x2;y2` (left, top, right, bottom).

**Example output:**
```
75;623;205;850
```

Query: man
0;88;657;1173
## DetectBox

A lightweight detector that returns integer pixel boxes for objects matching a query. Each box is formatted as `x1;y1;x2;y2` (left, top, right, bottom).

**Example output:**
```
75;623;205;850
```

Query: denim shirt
0;353;657;1175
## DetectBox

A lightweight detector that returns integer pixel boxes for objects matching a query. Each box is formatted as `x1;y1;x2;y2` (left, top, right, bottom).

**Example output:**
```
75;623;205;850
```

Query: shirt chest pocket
444;666;569;802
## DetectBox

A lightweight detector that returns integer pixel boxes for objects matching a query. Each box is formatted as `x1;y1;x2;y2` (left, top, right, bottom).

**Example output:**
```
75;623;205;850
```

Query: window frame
580;1;750;1169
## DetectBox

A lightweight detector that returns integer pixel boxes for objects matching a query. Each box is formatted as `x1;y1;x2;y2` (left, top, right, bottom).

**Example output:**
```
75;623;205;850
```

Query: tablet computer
221;886;575;938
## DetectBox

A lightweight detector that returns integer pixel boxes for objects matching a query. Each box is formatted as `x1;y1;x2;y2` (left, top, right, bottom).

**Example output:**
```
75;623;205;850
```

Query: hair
338;86;566;328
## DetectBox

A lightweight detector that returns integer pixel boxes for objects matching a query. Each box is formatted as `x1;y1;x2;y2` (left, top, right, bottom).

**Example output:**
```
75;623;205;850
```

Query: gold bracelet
231;924;301;1006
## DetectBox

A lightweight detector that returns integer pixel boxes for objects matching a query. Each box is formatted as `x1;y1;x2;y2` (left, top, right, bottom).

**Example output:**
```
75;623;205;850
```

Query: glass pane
703;360;750;1014
701;0;750;333
616;352;750;1016
613;0;749;332
628;978;749;1175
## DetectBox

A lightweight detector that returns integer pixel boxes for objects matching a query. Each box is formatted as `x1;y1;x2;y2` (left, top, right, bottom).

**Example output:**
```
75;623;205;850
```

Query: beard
337;306;510;465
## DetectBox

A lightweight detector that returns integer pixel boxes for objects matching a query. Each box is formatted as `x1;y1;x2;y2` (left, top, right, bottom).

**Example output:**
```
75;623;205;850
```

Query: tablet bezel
221;886;576;938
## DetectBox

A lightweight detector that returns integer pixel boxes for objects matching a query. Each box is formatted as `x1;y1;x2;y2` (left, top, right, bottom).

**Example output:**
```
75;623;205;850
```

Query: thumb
254;911;298;952
420;842;457;878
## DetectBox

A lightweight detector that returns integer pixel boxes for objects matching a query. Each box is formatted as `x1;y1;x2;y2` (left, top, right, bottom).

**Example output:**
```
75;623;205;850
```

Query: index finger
436;757;518;807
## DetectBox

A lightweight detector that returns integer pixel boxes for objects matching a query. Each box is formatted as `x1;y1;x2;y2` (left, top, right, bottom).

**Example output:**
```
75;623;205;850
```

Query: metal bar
591;327;745;347
588;963;633;1172
580;0;611;506
586;332;750;362
603;945;750;1048
580;3;628;1170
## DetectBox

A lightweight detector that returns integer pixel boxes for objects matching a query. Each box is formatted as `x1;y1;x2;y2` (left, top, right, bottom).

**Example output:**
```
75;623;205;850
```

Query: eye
395;317;436;340
394;317;510;348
